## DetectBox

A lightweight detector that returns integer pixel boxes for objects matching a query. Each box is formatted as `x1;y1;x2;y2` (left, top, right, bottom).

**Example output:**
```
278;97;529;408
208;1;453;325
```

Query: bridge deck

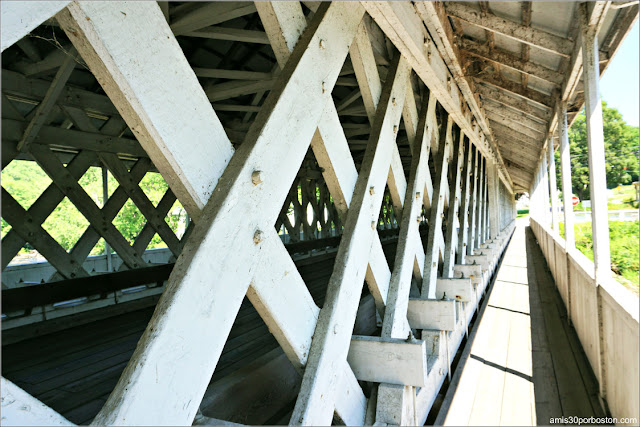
438;221;605;425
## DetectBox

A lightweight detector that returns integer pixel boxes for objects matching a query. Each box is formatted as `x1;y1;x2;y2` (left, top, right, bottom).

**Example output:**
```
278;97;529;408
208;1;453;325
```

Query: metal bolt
371;221;376;230
251;170;263;185
319;39;325;49
415;192;421;200
369;186;375;195
322;81;326;94
253;230;264;244
393;125;398;134
417;216;421;223
392;97;397;106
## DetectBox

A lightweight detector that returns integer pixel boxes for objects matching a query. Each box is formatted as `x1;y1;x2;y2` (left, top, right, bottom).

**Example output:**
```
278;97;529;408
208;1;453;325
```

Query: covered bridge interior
1;1;638;426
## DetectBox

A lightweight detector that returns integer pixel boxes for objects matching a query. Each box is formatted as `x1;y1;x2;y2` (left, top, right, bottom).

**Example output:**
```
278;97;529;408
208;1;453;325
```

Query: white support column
101;166;113;272
422;116;454;298
541;149;551;227
483;160;491;241
457;139;473;263
558;102;575;248
474;155;484;248
443;131;466;276
581;4;611;281
467;146;479;255
487;160;499;239
548;138;560;233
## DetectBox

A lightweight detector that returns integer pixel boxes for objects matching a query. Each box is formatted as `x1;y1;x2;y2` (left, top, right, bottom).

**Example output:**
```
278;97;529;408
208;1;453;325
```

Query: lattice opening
113;199;146;245
41;196;90;251
78;166;118;208
139;171;168;208
165;198;188;240
377;185;398;230
1;159;52;210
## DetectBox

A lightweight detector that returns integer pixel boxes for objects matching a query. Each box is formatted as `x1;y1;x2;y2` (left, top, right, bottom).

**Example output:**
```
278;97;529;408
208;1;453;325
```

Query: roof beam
476;83;551;121
490;121;542;146
444;2;573;58
520;2;532;88
484;102;547;134
489;118;543;142
412;3;494;147
170;2;257;35
474;73;553;108
16;49;78;152
460;38;564;86
362;1;514;192
182;26;270;44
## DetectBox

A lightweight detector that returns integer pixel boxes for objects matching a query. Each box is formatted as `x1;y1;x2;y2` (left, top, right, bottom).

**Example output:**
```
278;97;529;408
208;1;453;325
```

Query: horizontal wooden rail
2;263;174;312
2;225;428;313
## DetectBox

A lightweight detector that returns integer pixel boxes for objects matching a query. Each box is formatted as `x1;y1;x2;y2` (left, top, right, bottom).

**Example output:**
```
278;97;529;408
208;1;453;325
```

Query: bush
559;220;639;287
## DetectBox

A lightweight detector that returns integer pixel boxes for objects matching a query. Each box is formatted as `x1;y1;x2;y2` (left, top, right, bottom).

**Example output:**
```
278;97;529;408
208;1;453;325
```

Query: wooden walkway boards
438;220;605;426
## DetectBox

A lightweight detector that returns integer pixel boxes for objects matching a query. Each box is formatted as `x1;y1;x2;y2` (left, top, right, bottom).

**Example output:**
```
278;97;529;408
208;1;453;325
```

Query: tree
556;101;639;200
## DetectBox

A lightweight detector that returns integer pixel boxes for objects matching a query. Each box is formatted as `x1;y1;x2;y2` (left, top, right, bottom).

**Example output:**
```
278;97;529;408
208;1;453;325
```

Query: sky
600;20;639;127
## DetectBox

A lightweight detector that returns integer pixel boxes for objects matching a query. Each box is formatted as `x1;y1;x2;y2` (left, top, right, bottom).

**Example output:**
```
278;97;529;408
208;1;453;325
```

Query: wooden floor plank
2;241;398;424
441;221;603;425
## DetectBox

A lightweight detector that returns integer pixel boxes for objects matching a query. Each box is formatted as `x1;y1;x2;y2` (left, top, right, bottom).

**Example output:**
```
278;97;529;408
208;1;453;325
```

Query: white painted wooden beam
382;91;435;339
456;139;473;264
467;146;479;255
87;3;366;424
292;53;409;426
1;1;71;51
547;138;560;232
407;298;457;331
442;129;466;276
347;336;427;387
421;116;454;298
435;278;474;302
580;4;612;282
1;377;73;426
258;1;392;318
558;102;575;248
56;1;233;221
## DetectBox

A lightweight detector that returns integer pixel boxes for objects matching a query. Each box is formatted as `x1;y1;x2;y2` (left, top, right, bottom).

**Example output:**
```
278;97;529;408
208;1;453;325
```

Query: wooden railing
530;218;639;423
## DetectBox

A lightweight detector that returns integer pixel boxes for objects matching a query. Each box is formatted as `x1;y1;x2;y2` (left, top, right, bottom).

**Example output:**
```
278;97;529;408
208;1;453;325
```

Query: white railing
530;218;639;424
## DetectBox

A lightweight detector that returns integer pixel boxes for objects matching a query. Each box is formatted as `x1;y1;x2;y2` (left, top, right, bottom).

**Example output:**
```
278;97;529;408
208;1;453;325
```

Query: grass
558;220;639;294
517;209;529;219
568;184;639;212
607;184;639;210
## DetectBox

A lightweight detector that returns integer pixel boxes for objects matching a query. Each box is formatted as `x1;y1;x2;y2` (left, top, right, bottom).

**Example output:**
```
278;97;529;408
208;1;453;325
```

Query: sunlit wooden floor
439;220;605;426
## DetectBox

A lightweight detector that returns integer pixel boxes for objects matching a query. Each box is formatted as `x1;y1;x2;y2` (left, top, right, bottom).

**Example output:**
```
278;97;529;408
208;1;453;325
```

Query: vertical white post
102;166;113;272
581;5;611;281
488;160;499;239
541;149;551;227
558;102;575;248
548;138;559;233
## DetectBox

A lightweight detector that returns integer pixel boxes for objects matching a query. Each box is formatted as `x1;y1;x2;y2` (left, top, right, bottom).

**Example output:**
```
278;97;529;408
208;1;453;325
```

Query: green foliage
516;209;529;219
559;220;639;291
2;160;186;259
557;102;639;201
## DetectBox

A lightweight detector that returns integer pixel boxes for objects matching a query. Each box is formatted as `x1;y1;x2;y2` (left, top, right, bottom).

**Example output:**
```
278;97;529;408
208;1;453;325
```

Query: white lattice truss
0;2;526;425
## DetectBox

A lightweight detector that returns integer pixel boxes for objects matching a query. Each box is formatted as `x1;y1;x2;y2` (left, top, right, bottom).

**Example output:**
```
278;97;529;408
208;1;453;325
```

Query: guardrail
530;218;639;423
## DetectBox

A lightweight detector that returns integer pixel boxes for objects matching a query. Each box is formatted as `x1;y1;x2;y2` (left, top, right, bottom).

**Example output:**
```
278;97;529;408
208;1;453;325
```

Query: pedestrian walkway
437;220;605;425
